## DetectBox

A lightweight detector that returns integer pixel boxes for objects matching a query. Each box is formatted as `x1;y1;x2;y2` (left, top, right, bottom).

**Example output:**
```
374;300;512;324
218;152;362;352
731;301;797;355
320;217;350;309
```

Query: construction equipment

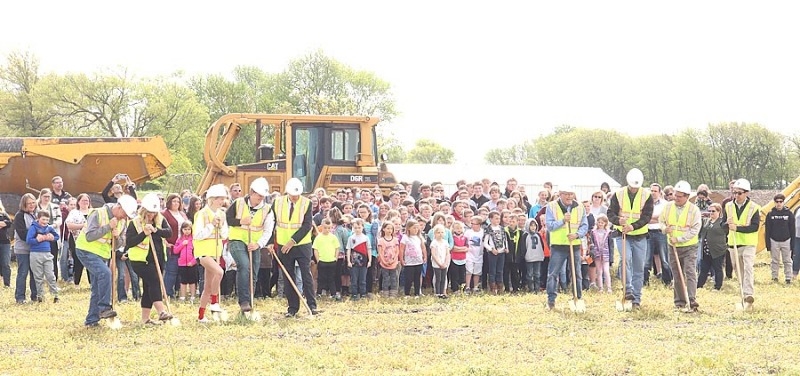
196;114;397;198
0;137;172;209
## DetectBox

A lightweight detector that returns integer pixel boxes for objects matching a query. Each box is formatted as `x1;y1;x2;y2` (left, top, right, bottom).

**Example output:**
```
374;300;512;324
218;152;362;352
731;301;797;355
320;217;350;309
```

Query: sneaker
99;309;117;319
334;293;342;302
284;312;297;318
158;311;173;321
744;296;754;304
786;279;792;285
632;303;641;310
625;293;634;301
689;300;699;309
85;322;100;328
239;302;252;312
208;303;223;312
198;317;211;323
351;295;359;301
311;309;321;315
546;301;555;310
53;297;59;303
145;319;162;326
36;296;43;303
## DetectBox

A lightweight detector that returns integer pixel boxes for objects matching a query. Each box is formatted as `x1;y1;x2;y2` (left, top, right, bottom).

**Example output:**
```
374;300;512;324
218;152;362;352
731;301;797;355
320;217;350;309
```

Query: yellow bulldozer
0;137;172;210
196;114;398;198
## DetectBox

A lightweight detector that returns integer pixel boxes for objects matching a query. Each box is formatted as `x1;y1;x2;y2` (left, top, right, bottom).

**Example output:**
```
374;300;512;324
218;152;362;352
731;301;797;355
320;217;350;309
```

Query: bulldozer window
293;126;322;193
331;128;359;162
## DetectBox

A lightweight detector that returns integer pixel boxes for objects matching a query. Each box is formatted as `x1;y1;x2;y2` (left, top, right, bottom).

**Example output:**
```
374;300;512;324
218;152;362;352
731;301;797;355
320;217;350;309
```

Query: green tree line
485;124;799;189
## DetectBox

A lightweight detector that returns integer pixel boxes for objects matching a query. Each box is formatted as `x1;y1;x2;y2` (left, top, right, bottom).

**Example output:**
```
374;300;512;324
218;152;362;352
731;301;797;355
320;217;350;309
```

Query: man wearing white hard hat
193;184;229;323
722;178;761;306
544;186;589;310
607;168;654;310
124;193;174;324
225;178;275;313
74;194;137;327
659;181;702;310
273;178;318;317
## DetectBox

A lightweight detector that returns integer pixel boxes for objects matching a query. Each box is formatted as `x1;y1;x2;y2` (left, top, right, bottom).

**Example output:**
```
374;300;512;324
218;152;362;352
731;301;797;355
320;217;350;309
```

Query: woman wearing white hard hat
193;184;229;323
606;168;655;310
125;193;174;325
225;178;275;313
74;194;138;327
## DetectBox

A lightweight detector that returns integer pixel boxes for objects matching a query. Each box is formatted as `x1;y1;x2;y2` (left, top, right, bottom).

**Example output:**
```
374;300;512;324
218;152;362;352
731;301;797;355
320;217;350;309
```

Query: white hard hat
733;178;751;192
558;185;576;194
206;184;228;198
674;180;691;195
285;178;303;196
117;195;138;219
140;193;161;213
626;168;644;188
250;177;270;196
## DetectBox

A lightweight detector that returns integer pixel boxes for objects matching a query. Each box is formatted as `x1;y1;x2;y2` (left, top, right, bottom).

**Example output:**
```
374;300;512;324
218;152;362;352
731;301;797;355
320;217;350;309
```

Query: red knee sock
211;294;219;304
198;307;206;320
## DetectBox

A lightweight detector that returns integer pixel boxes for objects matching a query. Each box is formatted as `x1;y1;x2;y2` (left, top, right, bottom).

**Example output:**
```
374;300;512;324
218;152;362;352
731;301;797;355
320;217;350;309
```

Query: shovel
730;234;749;311
244;228;262;321
211;227;229;322
149;235;181;326
271;247;315;319
106;236;123;330
567;223;585;313
615;232;633;311
670;244;693;313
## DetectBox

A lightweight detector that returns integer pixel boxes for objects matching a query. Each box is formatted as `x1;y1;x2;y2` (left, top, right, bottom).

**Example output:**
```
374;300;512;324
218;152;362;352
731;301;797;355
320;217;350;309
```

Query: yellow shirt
313;233;341;263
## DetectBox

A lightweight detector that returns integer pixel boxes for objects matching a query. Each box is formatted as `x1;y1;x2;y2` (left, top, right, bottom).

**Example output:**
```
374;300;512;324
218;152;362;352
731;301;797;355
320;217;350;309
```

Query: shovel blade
169;317;182;326
615;300;625;312
575;299;586;313
569;300;578;312
106;317;123;330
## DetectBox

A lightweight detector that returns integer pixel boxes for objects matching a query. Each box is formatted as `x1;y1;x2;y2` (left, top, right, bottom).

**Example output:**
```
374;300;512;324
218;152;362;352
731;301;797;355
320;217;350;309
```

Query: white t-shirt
401;235;424;266
464;228;484;262
430;238;450;268
649;198;666;230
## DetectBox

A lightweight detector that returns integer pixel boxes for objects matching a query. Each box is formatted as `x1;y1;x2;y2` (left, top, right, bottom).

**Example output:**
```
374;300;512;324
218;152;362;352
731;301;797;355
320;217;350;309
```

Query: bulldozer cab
197;114;396;198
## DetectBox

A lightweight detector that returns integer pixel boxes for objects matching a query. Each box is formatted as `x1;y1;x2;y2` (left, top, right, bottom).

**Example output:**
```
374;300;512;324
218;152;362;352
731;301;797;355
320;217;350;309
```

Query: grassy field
0;252;798;376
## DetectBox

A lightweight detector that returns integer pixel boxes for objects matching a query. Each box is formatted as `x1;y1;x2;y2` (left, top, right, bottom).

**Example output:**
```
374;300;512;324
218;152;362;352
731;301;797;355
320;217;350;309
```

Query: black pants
270;259;280;295
448;261;465;292
698;253;724;290
540;257;550;290
255;267;271;298
221;270;236;296
366;256;378;294
69;238;87;285
317;261;337;296
131;261;163;309
503;260;521;292
278;243;317;314
403;264;422;296
724;250;733;278
433;267;447;295
336;258;348;293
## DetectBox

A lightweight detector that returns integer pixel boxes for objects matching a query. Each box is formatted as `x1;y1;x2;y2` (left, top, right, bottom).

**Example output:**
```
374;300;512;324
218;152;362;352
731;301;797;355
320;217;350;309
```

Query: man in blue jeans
545;187;589;310
645;183;672;286
74;195;138;327
607;168;654;310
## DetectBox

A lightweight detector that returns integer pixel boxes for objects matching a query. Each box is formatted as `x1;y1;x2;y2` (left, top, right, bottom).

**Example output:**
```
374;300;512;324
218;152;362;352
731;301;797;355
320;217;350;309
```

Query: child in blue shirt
26;211;60;302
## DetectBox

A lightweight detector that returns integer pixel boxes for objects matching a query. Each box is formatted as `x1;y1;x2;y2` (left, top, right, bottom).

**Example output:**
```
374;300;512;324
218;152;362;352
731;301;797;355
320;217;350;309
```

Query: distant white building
386;164;621;201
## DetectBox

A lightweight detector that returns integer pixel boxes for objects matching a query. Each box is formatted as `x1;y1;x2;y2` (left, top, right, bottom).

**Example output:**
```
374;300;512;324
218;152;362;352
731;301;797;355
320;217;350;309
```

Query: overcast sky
3;1;799;163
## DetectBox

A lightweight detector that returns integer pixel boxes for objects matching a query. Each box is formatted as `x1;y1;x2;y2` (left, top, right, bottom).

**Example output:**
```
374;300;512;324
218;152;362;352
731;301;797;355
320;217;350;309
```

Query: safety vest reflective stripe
548;201;584;246
663;203;699;247
725;200;760;246
275;196;312;245
193;207;223;258
229;198;267;242
613;188;650;236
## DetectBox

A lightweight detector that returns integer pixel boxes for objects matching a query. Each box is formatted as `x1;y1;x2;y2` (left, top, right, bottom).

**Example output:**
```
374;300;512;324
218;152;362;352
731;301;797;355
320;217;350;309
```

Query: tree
0;51;60;136
377;133;406;163
484;142;533;165
406;139;455;164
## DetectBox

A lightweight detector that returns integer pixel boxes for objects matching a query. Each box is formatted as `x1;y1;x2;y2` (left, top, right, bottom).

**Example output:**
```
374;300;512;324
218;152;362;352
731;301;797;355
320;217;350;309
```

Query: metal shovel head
735;302;745;311
615;300;625;312
570;299;586;313
169;317;182;326
624;301;633;311
212;310;229;322
243;311;262;321
106;317;123;330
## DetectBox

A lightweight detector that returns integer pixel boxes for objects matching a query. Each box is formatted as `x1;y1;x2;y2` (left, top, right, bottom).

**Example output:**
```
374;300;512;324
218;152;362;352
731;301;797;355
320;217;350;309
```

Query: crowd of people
1;169;799;327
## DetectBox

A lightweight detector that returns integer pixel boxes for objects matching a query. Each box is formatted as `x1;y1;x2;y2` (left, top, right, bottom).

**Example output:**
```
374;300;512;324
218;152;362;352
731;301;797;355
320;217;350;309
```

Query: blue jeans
0;244;11;287
547;245;582;303
350;265;368;296
76;249;112;326
229;240;261;305
163;250;180;298
59;240;71;282
525;261;542;292
619;235;647;304
117;258;140;301
646;231;672;284
14;253;38;302
486;252;505;284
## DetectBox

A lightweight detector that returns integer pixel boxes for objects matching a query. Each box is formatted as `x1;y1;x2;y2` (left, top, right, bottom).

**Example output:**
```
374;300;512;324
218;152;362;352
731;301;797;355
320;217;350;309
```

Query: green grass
1;252;798;375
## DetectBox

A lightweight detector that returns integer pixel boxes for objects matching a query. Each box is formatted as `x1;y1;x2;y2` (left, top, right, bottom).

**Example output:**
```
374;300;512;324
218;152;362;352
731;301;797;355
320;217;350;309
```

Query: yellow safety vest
274;196;312;245
228;197;269;243
548;201;585;246
613;188;650;236
662;203;699;247
128;215;166;263
725;200;760;246
193;207;224;258
74;207;124;260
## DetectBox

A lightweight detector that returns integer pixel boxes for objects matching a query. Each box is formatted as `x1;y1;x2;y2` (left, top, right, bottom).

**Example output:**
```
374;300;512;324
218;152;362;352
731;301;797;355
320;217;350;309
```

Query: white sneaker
208;303;223;312
198;317;211;323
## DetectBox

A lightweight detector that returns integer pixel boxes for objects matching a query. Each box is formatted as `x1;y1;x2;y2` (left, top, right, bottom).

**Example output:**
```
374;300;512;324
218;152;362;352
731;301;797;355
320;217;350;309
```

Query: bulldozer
196;114;398;198
0;137;172;211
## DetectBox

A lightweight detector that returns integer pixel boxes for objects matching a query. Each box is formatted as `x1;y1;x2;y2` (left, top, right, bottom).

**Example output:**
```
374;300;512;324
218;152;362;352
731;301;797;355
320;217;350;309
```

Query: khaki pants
668;244;697;306
769;239;792;280
730;245;756;297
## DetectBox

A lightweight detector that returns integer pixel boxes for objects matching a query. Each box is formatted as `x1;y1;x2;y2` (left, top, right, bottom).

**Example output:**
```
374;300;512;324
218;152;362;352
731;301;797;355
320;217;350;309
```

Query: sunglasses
593;195;602;199
775;200;784;203
733;191;746;196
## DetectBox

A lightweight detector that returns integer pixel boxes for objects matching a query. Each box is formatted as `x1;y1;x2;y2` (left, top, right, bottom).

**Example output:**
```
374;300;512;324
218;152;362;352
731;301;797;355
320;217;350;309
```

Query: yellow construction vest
228;197;269;243
74;207;124;260
725;200;760;246
548;201;585;246
193;207;224;258
662;203;699;247
128;215;166;263
614;188;650;236
274;196;312;245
